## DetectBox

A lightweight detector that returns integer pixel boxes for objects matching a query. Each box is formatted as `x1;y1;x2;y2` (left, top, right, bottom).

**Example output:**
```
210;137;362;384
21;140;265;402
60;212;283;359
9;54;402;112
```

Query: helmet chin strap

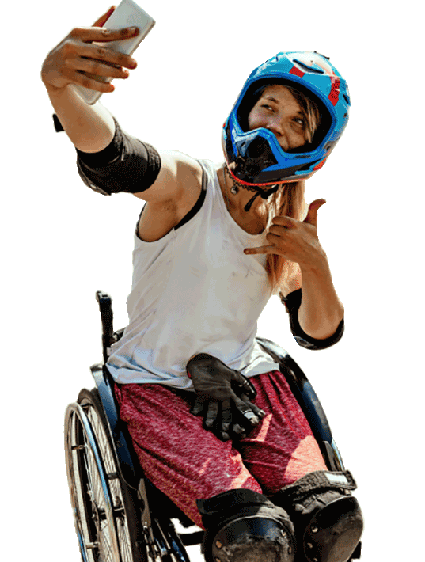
244;184;280;212
225;165;280;212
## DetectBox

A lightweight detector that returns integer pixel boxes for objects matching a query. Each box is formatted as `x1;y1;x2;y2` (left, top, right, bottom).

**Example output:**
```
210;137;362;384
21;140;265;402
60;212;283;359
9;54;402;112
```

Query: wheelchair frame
64;291;359;562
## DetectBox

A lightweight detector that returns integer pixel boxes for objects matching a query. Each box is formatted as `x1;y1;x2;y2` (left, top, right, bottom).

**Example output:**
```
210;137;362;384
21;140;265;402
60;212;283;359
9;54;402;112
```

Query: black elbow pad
75;117;161;196
280;289;344;350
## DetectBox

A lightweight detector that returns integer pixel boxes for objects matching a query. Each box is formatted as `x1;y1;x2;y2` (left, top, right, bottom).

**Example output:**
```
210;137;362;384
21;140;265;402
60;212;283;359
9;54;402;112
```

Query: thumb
304;199;326;227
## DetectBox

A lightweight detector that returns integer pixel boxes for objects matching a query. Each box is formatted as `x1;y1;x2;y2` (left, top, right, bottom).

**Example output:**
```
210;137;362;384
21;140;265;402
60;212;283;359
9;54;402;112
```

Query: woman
42;7;362;562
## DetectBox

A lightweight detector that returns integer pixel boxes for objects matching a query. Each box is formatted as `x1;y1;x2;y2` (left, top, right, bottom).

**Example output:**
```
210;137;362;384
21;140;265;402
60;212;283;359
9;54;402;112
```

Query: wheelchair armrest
256;337;344;472
90;363;141;488
90;363;119;438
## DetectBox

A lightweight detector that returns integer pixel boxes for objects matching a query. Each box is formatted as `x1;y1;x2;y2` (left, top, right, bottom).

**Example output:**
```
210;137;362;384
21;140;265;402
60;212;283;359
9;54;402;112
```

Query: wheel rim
84;401;135;562
64;402;135;562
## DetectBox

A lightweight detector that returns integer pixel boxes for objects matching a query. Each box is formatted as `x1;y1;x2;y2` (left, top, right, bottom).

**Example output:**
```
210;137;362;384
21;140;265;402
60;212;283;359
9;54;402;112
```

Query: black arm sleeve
280;288;344;350
68;116;161;196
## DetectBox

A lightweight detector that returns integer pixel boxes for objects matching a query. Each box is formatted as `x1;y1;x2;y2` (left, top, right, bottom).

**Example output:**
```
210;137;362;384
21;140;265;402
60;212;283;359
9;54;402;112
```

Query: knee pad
273;471;363;562
197;489;295;562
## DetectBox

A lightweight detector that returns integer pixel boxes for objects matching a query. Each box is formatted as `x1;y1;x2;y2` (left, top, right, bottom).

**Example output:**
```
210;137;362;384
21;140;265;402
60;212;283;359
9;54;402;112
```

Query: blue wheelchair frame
65;290;360;562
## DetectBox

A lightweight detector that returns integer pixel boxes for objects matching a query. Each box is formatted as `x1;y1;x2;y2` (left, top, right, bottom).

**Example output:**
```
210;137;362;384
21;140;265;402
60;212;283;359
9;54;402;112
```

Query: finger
241;394;266;420
190;396;204;416
221;399;232;427
265;233;281;244
240;394;265;419
232;423;247;439
92;6;116;27
65;56;129;79
231;371;256;398
268;224;288;237
62;68;115;94
69;25;139;44
220;399;232;441
75;44;137;70
232;395;260;426
204;402;219;429
244;244;275;256
271;215;297;228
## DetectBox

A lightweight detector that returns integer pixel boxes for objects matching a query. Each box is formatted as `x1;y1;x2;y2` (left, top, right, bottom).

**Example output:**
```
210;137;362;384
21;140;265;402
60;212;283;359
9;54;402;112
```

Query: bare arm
46;87;118;153
298;258;344;340
41;6;205;208
41;7;138;152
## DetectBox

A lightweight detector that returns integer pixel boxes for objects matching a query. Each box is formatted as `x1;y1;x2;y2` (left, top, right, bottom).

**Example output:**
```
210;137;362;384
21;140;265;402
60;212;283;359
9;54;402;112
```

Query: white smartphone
72;0;155;105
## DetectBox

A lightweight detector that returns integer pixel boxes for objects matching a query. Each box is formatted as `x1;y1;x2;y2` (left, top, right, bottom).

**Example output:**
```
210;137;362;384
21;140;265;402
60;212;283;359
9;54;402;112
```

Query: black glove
186;353;265;441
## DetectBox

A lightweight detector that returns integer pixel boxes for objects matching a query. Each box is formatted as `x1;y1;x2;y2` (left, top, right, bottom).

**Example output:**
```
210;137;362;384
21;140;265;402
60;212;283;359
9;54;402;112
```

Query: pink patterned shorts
114;370;327;528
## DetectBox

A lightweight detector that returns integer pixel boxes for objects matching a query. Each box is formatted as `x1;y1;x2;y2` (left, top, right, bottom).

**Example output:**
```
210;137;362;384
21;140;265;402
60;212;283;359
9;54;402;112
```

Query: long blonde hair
265;181;306;295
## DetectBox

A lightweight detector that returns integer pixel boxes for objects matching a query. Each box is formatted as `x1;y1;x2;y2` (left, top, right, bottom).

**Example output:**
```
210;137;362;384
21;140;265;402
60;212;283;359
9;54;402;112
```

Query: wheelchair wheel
64;388;155;562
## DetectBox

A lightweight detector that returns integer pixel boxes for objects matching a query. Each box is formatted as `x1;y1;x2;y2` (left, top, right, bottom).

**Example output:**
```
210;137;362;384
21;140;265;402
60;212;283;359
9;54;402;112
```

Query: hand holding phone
72;0;155;104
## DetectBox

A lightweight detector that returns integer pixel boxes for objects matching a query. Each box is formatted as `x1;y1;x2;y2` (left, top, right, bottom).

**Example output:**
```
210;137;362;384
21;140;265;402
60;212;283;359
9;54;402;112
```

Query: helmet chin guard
223;51;350;187
223;162;281;212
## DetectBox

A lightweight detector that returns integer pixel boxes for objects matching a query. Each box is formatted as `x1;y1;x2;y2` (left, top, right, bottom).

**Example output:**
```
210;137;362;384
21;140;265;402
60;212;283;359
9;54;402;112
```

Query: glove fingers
190;396;205;416
204;401;219;429
232;394;264;428
203;400;239;443
232;422;247;439
219;399;232;441
231;370;257;398
205;401;232;442
240;394;266;419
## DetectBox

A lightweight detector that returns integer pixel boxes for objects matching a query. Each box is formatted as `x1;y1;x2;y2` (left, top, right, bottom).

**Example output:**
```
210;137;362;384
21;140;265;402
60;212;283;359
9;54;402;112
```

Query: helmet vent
293;59;325;74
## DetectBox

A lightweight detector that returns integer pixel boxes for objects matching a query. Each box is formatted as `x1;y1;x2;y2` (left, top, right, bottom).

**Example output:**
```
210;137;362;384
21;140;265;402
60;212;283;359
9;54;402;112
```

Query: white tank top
107;159;280;388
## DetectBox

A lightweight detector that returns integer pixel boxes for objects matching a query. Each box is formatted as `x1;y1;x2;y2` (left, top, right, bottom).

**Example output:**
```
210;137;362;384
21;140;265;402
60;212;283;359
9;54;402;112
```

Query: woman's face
248;84;308;151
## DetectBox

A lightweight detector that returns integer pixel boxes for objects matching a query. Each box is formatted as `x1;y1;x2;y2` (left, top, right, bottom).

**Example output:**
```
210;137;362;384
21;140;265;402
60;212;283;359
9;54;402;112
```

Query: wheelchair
64;291;362;562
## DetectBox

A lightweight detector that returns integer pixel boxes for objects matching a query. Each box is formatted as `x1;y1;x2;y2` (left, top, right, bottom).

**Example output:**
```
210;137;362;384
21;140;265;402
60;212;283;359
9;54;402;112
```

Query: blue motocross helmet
223;51;350;187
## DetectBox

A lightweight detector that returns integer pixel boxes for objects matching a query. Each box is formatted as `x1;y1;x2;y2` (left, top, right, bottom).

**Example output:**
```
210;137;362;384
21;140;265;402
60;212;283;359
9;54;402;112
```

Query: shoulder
133;150;203;207
173;151;204;192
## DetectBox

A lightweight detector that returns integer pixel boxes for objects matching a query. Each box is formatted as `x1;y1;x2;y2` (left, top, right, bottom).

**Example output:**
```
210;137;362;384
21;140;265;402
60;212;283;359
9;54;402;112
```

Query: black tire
64;388;153;562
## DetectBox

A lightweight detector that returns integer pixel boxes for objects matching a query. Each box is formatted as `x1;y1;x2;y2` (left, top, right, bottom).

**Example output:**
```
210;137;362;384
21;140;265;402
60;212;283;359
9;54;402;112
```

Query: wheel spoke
65;397;145;562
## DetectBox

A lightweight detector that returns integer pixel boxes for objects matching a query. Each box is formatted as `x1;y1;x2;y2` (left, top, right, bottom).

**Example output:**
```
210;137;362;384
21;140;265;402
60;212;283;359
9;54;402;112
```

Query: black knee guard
272;471;363;562
197;489;295;562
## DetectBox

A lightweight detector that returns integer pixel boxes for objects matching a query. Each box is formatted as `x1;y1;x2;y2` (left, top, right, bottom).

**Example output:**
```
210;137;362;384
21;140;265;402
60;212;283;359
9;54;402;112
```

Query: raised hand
244;199;327;270
41;6;139;95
